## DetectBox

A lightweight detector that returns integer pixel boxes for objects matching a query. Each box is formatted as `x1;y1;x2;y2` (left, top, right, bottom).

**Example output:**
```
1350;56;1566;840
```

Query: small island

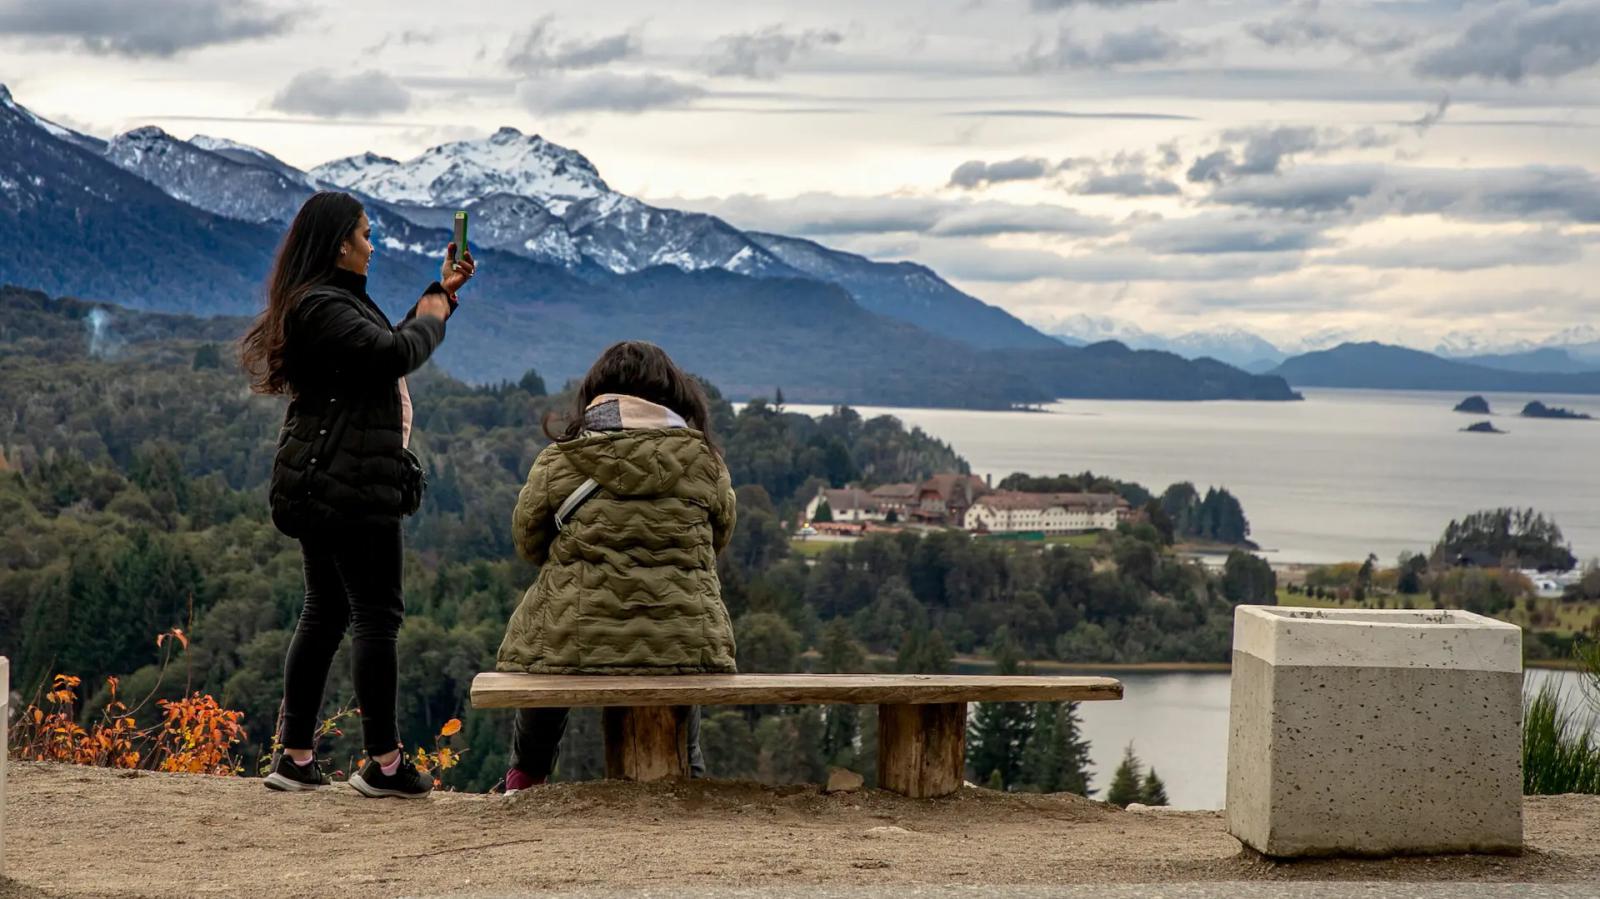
1461;421;1505;434
1521;401;1594;420
1454;395;1491;414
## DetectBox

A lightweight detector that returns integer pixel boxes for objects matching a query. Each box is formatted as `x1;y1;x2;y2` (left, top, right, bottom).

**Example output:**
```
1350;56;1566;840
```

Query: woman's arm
513;452;558;565
299;289;448;380
710;463;737;555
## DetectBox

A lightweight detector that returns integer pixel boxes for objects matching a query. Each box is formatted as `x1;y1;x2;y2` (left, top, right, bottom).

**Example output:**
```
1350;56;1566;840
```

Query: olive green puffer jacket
495;428;738;675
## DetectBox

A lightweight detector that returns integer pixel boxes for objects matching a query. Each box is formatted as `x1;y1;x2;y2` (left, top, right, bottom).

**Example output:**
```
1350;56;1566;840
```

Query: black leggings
278;519;405;758
511;707;706;781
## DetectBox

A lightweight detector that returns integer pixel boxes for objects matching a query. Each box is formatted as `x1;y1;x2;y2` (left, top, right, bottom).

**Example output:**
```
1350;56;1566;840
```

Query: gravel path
4;763;1598;899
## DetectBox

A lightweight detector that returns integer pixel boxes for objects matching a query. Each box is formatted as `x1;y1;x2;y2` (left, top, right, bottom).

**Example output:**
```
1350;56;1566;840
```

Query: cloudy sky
2;0;1598;350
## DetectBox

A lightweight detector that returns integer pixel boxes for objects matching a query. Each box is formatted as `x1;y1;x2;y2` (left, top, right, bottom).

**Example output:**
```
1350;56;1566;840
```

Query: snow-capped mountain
1437;325;1600;369
1164;328;1286;369
103;126;310;225
0;84;1069;352
311;127;610;212
1037;315;1287;368
190;134;317;189
301;124;1049;347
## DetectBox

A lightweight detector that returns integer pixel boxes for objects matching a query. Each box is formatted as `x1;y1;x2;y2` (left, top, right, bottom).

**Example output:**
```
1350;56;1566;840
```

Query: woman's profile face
338;212;374;276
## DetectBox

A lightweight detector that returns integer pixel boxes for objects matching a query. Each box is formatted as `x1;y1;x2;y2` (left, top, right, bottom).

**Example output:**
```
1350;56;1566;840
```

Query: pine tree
1106;743;1144;807
813;499;833;523
818;620;865;767
1139;768;1169;806
965;632;1035;790
1020;701;1093;795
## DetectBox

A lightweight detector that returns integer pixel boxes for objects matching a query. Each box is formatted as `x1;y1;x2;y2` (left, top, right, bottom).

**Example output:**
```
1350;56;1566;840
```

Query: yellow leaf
439;718;462;737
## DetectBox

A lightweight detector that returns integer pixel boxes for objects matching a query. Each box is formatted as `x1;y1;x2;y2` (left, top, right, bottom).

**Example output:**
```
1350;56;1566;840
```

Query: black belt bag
398;447;427;517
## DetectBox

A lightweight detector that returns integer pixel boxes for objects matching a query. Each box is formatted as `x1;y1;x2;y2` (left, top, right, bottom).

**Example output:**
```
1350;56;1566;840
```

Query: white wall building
964;492;1126;535
805;486;887;523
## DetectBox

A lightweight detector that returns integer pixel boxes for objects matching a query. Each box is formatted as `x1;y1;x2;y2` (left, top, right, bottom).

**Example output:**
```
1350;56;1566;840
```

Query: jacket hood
557;428;711;497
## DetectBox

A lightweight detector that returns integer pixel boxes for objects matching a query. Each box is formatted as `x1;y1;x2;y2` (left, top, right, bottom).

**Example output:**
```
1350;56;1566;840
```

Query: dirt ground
3;762;1598;898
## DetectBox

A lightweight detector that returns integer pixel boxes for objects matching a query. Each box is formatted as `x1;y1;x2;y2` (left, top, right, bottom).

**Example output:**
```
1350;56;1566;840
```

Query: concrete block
1226;607;1522;858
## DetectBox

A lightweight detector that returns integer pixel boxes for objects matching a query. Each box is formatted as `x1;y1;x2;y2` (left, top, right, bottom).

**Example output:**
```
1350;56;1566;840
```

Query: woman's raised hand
442;243;476;295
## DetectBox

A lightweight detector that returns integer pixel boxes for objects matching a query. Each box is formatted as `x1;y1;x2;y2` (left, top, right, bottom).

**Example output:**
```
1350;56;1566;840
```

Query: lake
788;388;1600;565
1071;668;1590;809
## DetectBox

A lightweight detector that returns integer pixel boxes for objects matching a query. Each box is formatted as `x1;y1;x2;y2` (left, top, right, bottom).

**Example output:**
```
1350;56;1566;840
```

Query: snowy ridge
103;126;310;225
310;127;609;208
0;81;1066;351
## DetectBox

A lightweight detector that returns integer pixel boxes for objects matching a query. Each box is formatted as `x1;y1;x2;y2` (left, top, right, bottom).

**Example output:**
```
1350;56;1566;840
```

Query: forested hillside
1;285;1267;793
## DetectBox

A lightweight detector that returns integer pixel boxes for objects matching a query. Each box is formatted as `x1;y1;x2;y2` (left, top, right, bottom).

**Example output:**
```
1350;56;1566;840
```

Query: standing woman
240;191;475;797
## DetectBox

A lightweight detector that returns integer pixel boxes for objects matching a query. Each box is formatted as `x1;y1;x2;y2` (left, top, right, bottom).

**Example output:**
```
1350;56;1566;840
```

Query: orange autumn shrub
10;673;245;776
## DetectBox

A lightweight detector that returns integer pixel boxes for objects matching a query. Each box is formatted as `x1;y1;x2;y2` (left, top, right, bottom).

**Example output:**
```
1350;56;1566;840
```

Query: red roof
971;491;1127;512
919;473;989;503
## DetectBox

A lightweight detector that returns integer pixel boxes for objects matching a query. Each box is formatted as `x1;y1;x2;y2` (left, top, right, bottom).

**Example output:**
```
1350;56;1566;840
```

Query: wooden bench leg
603;706;689;782
877;702;966;798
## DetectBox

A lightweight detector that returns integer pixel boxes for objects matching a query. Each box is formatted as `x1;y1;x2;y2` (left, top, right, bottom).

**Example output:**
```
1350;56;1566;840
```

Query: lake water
1071;668;1590;809
788;388;1600;565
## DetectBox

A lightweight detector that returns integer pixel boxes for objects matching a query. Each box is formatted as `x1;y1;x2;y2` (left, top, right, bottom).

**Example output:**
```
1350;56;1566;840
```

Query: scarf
583;394;688;432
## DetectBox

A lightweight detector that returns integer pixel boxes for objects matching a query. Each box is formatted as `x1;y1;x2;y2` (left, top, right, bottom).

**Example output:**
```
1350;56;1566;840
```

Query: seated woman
495;341;738;792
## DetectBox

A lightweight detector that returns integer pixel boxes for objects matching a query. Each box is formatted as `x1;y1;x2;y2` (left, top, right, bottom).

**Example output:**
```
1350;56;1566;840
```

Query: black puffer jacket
269;269;452;538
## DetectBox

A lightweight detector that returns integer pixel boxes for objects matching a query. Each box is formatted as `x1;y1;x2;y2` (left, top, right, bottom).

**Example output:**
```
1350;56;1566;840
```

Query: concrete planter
1226;607;1523;858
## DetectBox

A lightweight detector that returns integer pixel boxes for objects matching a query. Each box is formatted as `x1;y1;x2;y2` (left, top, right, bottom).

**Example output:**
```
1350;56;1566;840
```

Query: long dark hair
545;341;719;454
240;191;365;395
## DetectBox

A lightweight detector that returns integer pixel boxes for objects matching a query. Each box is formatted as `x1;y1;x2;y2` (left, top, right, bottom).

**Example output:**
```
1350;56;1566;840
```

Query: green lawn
1044;533;1103;548
790;538;841;557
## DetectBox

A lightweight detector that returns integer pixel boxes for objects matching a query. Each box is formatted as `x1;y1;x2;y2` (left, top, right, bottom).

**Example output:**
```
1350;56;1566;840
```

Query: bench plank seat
471;672;1123;798
470;673;1123;709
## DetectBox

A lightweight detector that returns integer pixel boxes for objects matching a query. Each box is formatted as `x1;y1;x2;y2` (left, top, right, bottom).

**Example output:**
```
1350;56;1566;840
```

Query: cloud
0;0;290;57
1415;0;1600;82
1022;26;1203;71
1208;163;1600;224
703;26;844;79
948;157;1054;189
364;30;434;55
1410;95;1451;133
271;69;412;118
1325;231;1585;271
1031;0;1169;7
1246;10;1414;56
517;73;705;114
931;202;1111;237
1130;216;1331;254
949;108;1198;121
1186;125;1391;183
505;17;641;73
921;244;1306;283
671;192;1112;239
1073;171;1182;196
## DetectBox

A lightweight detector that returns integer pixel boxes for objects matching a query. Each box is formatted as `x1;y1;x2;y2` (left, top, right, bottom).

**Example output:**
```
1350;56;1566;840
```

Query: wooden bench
470;673;1123;798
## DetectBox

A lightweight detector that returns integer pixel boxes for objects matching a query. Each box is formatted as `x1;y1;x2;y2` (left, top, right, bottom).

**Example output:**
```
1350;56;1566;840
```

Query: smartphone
452;211;469;267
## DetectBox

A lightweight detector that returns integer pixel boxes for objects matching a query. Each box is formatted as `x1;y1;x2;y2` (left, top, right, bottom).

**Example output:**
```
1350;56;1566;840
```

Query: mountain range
1269;343;1600;394
0;83;1296;407
1047;316;1600;376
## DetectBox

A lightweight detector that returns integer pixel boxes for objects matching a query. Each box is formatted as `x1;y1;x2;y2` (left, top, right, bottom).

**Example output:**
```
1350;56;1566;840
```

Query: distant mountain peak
115;125;172;142
311;129;609;208
0;83;12;106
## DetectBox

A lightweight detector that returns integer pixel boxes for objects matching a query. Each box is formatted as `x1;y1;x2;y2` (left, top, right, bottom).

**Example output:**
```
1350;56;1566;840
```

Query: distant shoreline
934;656;1580;674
